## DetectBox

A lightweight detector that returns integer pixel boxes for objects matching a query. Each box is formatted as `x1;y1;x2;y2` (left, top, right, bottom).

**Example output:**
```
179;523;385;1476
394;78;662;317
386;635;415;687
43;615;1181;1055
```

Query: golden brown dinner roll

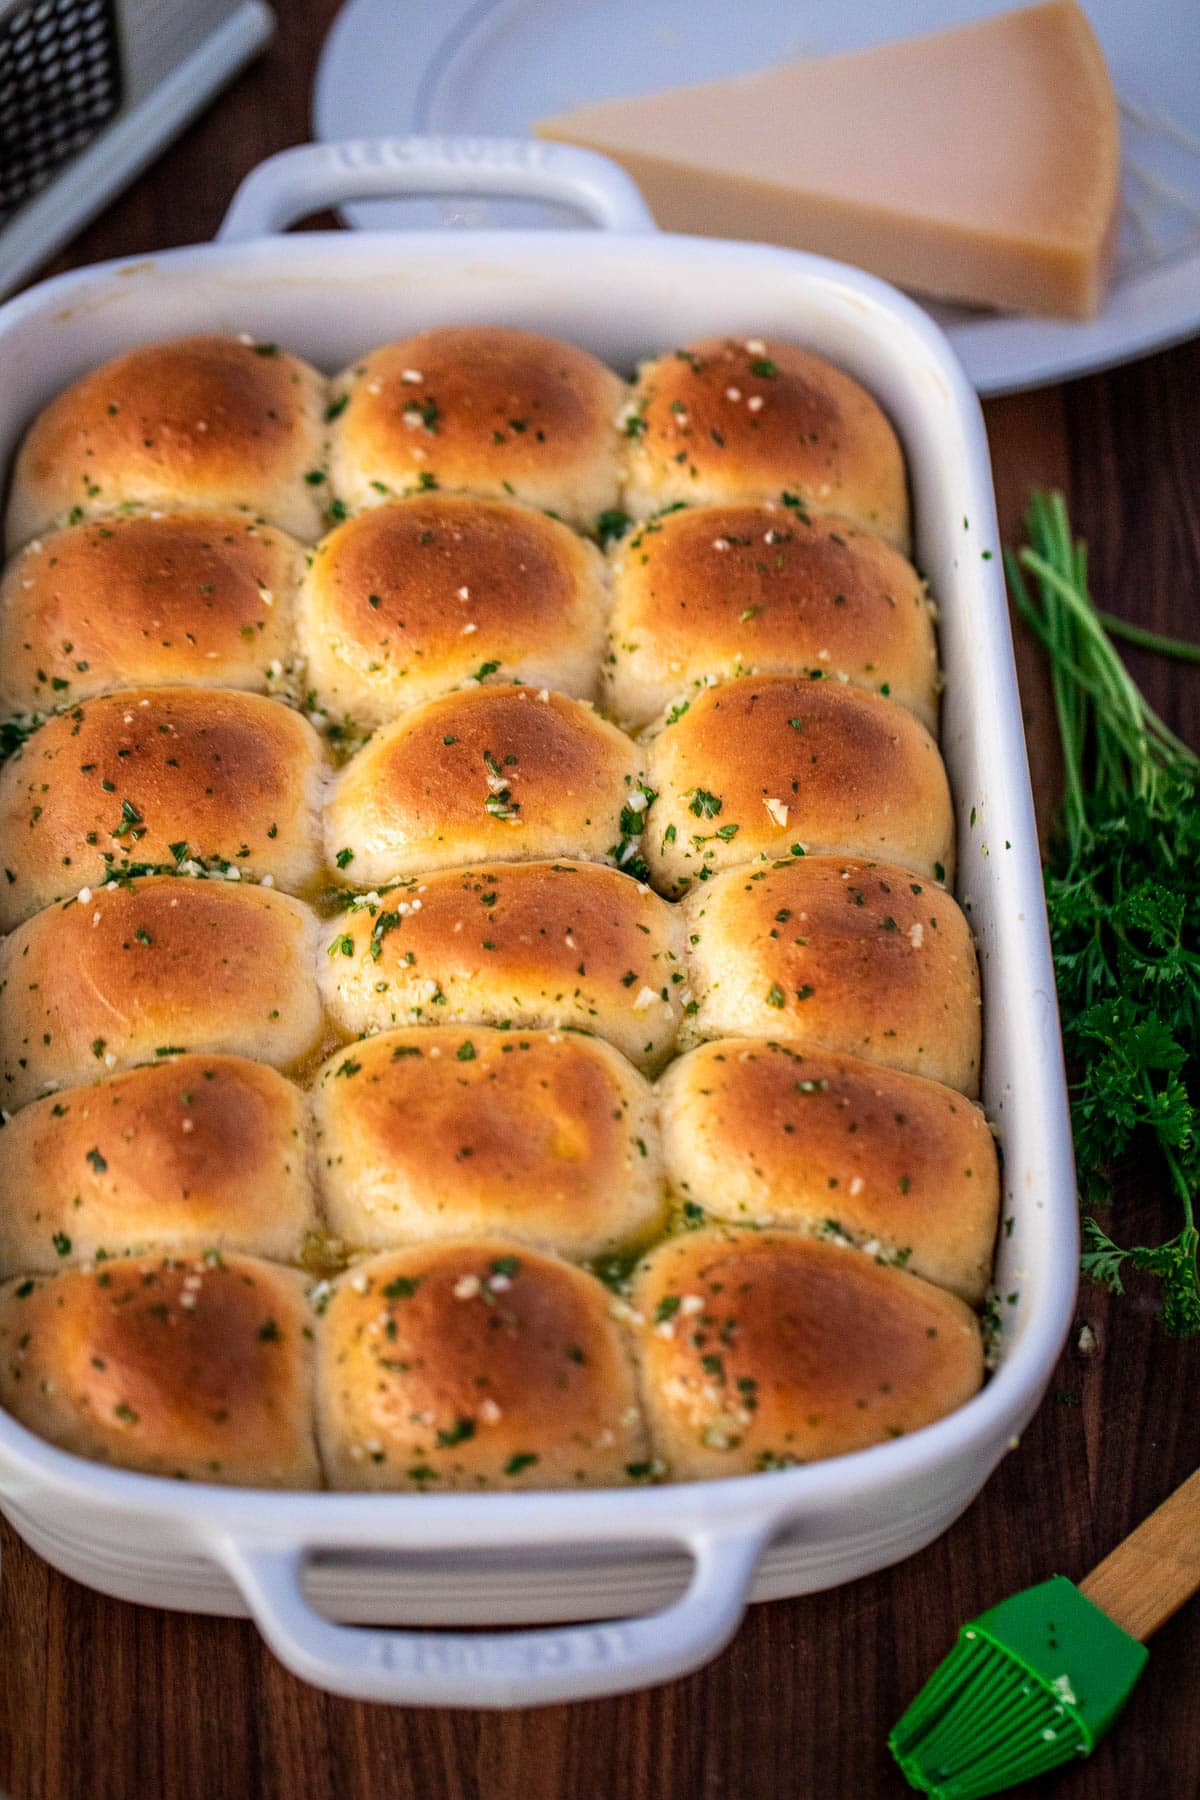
658;1040;999;1303
681;857;980;1094
5;335;330;549
0;1056;314;1278
326;685;647;888
319;861;684;1074
0;687;327;929
601;503;938;730
643;675;953;895
621;337;909;550
327;327;625;528
0;513;302;717
297;495;609;729
631;1229;982;1479
0;1253;319;1485
315;1242;649;1489
0;876;324;1110
310;1026;663;1260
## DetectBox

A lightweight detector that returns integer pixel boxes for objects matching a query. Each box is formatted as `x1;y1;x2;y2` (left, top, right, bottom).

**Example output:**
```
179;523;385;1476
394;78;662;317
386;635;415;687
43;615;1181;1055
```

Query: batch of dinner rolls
0;327;996;1491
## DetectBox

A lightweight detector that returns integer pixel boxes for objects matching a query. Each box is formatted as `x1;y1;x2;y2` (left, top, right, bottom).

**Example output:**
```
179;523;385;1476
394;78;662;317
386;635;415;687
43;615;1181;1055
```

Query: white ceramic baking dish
0;137;1077;1709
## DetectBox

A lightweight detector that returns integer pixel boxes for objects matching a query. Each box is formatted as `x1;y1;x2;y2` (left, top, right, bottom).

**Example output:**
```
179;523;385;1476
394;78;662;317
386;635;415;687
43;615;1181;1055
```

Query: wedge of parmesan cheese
536;0;1120;319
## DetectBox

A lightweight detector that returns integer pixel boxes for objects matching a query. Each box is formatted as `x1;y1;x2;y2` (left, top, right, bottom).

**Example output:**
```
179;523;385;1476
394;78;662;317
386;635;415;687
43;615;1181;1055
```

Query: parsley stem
1097;612;1200;664
1144;1070;1196;1231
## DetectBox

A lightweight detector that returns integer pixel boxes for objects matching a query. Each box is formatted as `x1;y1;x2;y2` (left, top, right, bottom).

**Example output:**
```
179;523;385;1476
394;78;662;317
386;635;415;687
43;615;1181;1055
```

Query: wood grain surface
1080;1466;1200;1642
1;6;1198;1797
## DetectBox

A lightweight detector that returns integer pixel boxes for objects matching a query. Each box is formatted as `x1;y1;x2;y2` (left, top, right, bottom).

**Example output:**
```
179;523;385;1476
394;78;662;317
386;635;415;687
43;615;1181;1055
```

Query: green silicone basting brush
890;1467;1200;1797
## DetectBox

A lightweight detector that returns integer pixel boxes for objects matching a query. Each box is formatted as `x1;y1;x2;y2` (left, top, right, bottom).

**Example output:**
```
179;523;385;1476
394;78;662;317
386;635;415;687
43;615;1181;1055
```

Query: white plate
313;0;1200;394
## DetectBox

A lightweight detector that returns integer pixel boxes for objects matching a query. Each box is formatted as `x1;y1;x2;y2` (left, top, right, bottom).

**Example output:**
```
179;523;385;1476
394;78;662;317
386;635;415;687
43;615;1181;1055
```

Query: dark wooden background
1;6;1198;1796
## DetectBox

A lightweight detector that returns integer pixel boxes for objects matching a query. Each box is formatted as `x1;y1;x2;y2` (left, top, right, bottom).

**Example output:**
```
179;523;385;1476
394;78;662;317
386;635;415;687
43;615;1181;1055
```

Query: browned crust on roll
0;513;302;716
658;1040;999;1302
0;876;324;1110
0;1253;320;1485
328;327;626;527
310;1026;664;1260
5;335;329;549
622;337;910;550
326;686;645;887
0;687;327;928
682;856;980;1095
631;1229;982;1479
602;503;937;730
315;1242;649;1489
298;495;608;727
319;861;685;1074
0;1057;314;1276
643;674;954;894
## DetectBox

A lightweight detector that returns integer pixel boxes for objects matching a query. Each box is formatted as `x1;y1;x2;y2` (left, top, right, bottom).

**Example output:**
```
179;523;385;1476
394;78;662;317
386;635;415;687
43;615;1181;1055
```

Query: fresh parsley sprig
1005;490;1200;1335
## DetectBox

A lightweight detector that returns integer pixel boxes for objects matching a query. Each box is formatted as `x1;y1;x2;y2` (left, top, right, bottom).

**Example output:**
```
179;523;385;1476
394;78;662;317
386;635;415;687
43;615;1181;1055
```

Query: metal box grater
1;0;122;226
0;0;273;296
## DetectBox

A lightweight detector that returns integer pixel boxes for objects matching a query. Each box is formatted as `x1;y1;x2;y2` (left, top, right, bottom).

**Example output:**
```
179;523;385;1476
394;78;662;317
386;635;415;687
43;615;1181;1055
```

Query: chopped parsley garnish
112;798;144;839
436;1416;476;1447
686;788;722;819
596;509;630;545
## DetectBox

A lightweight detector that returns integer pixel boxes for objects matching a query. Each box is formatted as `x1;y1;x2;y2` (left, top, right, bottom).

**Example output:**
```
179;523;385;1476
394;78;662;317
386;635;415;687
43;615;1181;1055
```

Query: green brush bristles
890;1633;1089;1797
889;1575;1148;1798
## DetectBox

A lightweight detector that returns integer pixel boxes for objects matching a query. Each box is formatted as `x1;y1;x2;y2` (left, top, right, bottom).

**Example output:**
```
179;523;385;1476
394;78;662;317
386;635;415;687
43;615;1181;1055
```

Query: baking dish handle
216;137;659;242
216;1520;769;1707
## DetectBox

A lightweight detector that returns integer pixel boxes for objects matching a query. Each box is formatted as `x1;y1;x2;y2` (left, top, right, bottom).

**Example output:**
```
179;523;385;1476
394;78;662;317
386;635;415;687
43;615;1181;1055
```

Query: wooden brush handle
1079;1466;1200;1641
